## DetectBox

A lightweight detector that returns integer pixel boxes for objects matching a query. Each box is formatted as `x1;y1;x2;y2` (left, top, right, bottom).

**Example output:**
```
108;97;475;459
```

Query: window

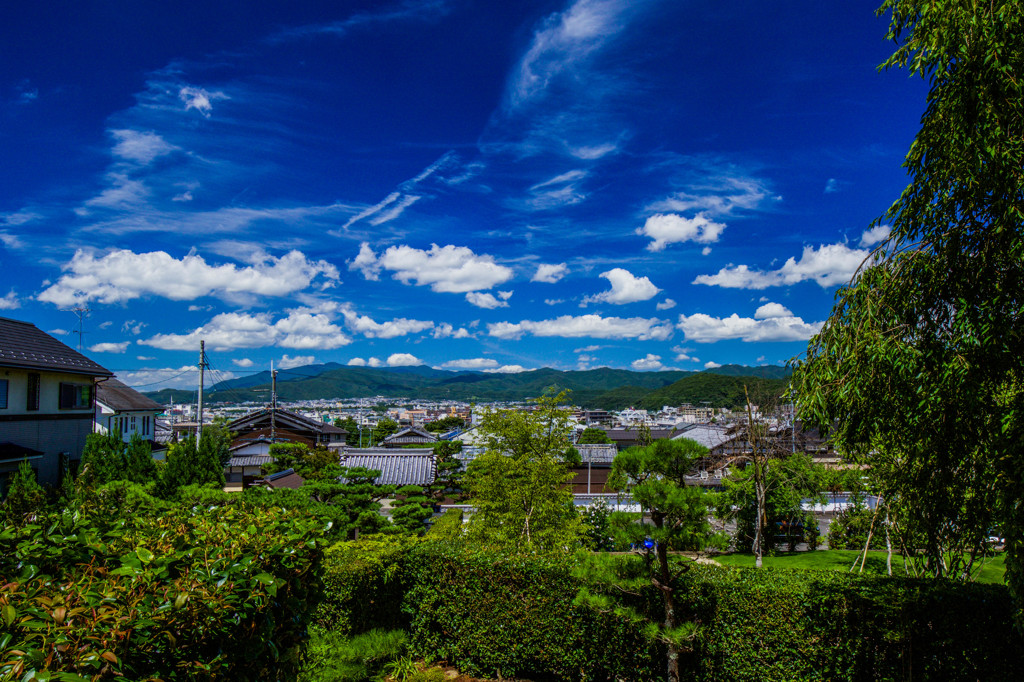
59;382;93;410
130;415;136;431
27;373;40;411
142;416;150;436
0;379;7;409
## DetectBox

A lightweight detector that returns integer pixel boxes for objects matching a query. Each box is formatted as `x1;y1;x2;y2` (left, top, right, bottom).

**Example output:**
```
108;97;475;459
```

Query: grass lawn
713;549;1006;584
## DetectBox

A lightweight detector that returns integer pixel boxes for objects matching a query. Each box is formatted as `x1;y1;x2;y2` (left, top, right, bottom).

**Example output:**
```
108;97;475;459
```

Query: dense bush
827;505;889;551
676;564;1024;681
0;498;329;680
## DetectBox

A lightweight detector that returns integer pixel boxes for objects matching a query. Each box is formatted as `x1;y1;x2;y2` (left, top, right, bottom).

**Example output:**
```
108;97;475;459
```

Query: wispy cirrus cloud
269;0;452;43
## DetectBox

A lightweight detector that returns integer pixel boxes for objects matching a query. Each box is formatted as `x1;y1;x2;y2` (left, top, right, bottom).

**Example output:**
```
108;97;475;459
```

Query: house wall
95;408;158;441
0;368;98;487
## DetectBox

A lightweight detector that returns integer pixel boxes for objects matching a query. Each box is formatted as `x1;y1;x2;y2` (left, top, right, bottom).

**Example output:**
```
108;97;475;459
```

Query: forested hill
144;364;790;410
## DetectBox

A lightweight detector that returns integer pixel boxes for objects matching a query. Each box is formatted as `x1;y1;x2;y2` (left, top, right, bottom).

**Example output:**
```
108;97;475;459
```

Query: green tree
2;459;46;521
428;440;466;504
160;433;225;496
578;438;725;682
334;416;361;447
78;431;156;491
390;484;432;535
463;392;585;554
577;426;612;444
791;0;1023;604
372;418;400;445
424;415;466;433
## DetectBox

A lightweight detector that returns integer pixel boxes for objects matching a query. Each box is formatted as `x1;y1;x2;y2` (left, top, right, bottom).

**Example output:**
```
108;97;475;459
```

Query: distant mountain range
144;363;790;410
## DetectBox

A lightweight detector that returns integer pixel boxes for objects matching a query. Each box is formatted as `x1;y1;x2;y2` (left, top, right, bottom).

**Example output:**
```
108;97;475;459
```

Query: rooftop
0;317;112;377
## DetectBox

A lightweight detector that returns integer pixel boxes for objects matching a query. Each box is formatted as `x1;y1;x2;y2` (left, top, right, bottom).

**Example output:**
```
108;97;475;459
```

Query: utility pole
70;306;90;351
270;361;277;444
197;340;207;441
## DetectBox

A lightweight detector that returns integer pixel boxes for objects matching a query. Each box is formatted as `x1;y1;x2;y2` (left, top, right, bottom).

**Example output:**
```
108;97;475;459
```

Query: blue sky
0;1;926;389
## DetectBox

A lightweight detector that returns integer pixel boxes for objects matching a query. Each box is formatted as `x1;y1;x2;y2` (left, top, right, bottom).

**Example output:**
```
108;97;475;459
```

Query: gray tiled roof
340;449;436;486
673;424;735;450
227;454;273;467
0;317;112;376
97;378;163;411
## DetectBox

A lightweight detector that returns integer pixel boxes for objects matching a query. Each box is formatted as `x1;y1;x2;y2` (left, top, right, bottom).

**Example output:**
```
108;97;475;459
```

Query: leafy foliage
77;431;156;491
423;415;465;433
158;433;225;496
792;1;1024;609
463;392;585;554
1;460;46;523
577;426;611;444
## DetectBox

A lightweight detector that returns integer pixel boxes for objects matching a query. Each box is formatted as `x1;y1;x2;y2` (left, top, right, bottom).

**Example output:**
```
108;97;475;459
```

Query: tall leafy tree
577;427;612;444
463;391;584;554
160;433;225;496
2;460;46;521
792;0;1024;608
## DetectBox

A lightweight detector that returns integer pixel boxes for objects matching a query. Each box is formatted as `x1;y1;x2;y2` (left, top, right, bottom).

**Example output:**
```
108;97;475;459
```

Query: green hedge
317;541;1023;682
676;565;1024;681
0;500;328;681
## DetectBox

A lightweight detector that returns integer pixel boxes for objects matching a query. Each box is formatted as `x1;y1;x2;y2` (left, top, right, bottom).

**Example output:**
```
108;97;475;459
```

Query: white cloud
178;86;228;116
647;175;774;217
754;302;793;319
631;354;664;371
136;356;155;361
509;0;635;108
532;262;568;283
702;246;712;256
859;224;891;248
279;354;314;369
347;357;367;367
173;190;194;202
233;358;254;368
656;298;677;311
118;365;207;391
121;320;146;335
80;173;150;210
441;358;500;370
488;314;672;341
387;353;422;367
574;345;602;353
693;242;868;289
110;129;178;164
677;312;823;343
824;178;840;194
343;192;421;230
140;309;350;352
637;213;726;251
0;290;19;310
544;298;564;306
38;248;339;306
466;292;509;309
433;323;472;339
526;169;588;209
351;243;513;293
89;341;130;353
483;364;530;374
583;268;660;305
341;309;434;338
704;361;722;369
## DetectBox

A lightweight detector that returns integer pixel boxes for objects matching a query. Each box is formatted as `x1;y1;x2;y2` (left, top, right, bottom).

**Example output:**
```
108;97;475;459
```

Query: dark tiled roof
0;317;112;376
96;378;162;411
228;454;273;467
260;468;305;489
340;449;435;486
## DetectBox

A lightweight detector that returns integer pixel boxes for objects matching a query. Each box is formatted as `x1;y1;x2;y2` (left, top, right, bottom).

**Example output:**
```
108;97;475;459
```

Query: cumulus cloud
279;354;314;369
110;129;178;164
483;364;530;374
121;320;146;335
693;242;868;289
387;353;422;367
859;224;891;248
544;298;563;306
347;357;368;367
117;366;208;391
583;268;660;305
140;310;350;351
488;314;672;341
89;341;130;353
704;361;722;369
38;249;339;307
754;302;793;319
466;291;509;309
637;213;726;251
631;354;664;371
233;358;254;368
433;323;472;339
656;298;677;311
441;358;500;370
532;262;568;283
677;311;823;343
0;290;19;310
350;243;513;293
341;309;433;338
178;86;228;116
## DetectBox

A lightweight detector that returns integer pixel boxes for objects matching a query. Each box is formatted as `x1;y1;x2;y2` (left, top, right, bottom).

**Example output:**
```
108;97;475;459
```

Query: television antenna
70;306;90;351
